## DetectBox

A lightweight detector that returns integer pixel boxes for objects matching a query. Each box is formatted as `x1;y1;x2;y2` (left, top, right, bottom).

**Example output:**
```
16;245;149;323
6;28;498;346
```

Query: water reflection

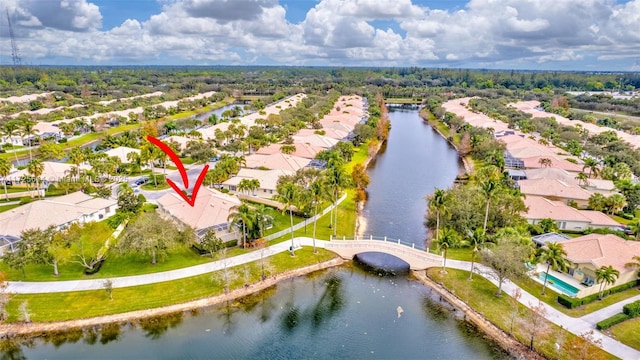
137;312;183;340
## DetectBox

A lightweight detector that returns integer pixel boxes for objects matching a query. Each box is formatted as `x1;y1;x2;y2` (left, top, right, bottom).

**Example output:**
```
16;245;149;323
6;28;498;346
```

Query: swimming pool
537;272;580;297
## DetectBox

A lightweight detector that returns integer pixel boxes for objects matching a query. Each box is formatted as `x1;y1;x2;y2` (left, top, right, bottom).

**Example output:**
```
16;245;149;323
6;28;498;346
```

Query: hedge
623;300;640;318
557;280;639;309
558;294;581;309
596;313;630;330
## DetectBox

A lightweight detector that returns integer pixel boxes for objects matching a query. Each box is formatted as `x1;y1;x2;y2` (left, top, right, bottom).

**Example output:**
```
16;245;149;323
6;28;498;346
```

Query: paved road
5;240;639;359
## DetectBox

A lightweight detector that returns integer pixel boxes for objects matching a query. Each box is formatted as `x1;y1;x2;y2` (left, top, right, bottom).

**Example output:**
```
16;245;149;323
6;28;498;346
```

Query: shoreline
413;271;545;360
418;109;474;175
0;258;345;337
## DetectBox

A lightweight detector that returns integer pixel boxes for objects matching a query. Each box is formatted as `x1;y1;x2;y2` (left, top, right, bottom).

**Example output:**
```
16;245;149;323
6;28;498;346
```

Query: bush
19;196;32;205
596;313;630;330
558;294;581;309
620;212;635;220
623;300;640;318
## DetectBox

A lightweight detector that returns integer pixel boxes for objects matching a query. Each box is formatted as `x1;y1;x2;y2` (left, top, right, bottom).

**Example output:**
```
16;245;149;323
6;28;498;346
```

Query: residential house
518;178;592;208
8;161;91;185
522;195;621;231
560;234;640;297
244;153;311;172
0;191;117;253
103;146;141;164
221;168;294;198
291;133;338;149
156;187;241;241
256;142;324;159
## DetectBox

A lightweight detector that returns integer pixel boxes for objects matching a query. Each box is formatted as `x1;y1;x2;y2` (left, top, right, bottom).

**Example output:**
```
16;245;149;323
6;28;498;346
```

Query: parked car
134;177;148;186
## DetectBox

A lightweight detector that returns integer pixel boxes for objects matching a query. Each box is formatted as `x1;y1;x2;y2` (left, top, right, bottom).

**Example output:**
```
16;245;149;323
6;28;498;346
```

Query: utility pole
6;9;22;67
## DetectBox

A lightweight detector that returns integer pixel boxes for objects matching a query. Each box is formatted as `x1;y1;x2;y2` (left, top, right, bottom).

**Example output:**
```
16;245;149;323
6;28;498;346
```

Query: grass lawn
609;317;640;351
4;247;337;322
0;203;21;213
445;247;474;261
428;268;616;360
0;245;213;282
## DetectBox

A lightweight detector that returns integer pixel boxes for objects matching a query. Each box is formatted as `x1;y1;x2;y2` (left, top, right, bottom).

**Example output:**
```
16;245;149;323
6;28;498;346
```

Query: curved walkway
5;240;640;359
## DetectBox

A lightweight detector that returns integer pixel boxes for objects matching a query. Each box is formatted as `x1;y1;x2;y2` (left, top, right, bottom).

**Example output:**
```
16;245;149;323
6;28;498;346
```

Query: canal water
5;108;509;359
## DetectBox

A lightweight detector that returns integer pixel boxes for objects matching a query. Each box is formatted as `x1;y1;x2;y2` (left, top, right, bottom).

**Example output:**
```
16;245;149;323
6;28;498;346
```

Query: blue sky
2;0;639;70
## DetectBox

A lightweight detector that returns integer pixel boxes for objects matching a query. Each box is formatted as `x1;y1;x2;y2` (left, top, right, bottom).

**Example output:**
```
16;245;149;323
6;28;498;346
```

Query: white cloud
2;0;639;69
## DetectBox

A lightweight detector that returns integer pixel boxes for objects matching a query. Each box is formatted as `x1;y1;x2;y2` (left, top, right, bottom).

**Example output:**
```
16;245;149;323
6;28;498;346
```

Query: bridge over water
325;236;443;270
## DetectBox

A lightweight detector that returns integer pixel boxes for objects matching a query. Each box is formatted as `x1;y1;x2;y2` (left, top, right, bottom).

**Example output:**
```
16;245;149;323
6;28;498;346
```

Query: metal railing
329;234;437;254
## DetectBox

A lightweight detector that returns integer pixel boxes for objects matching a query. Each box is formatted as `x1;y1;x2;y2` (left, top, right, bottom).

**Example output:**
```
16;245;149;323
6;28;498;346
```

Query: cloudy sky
1;0;639;70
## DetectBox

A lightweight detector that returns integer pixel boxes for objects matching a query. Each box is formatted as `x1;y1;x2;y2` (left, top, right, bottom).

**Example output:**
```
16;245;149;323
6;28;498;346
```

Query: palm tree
427;188;450;242
3;123;21;164
534;242;568;295
26;159;44;198
309;177;328;253
68;147;85;181
467;228;489;280
227;202;255;248
575;172;589;186
276;182;299;256
538;157;552;167
252;203;273;239
21;121;39;161
325;165;350;236
0;158;12;201
628;220;640;241
126;151;142;175
480;179;499;234
625;255;640;277
605;193;626;215
595;265;620;300
435;228;461;274
583;157;600;178
141;144;159;188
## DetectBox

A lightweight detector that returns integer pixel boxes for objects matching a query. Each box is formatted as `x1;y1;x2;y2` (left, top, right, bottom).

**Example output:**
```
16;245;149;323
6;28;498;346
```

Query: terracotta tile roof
244;153;311;172
157;187;241;231
520;155;584;172
291;134;339;149
562;234;640;272
578;210;621;227
8;161;91;183
103;146;141;163
256;142;323;159
524;167;579;185
0;192;117;237
523;195;590;223
223;168;294;192
518;178;592;201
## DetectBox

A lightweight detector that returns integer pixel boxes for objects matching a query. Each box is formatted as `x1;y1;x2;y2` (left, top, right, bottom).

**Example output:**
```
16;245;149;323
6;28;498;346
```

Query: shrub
19;196;32;205
558;295;581;309
623;300;640;318
596;313;630;330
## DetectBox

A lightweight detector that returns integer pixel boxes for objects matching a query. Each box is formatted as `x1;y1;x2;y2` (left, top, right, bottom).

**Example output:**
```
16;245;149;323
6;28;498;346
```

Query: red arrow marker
146;135;209;207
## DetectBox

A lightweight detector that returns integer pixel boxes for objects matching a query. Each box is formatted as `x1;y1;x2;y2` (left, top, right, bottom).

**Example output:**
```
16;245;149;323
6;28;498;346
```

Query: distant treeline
0;66;638;99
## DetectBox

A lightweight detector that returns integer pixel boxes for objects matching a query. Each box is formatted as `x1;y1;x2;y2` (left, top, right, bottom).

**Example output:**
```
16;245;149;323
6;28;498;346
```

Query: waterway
4;108;508;359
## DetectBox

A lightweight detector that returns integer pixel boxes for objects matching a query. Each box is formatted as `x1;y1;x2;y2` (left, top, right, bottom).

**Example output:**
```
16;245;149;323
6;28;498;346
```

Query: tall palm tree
583;157;600;179
595;265;620;300
534;242;568;295
276;182;299;256
227;202;255;248
628;220;640;241
605;193;626;215
0;158;12;201
26;159;44;198
435;228;462;274
126;151;142;175
141;144;158;188
309;176;328;253
427;188;451;242
253;203;273;238
3;123;21;164
480;179;499;234
68;147;85;180
326;165;350;236
21;121;39;161
467;228;489;280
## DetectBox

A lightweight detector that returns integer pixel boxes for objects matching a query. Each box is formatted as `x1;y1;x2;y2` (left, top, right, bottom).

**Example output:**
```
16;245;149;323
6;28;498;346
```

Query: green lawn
609;317;640;351
0;203;21;213
428;268;616;360
4;247;337;322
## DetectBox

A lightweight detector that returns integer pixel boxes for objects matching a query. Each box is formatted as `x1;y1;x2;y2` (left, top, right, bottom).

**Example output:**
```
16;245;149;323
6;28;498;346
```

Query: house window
230;186;236;191
99;214;104;219
558;221;567;230
105;206;111;213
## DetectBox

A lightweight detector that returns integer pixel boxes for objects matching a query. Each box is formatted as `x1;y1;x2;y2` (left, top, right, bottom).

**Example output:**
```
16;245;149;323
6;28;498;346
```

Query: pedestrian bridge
325;236;443;270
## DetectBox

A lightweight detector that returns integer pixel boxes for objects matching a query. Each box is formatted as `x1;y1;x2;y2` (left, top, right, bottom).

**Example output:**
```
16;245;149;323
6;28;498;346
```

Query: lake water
5;108;509;359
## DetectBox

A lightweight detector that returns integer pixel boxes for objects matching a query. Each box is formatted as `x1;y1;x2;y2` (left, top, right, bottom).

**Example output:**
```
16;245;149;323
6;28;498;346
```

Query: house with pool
532;233;640;298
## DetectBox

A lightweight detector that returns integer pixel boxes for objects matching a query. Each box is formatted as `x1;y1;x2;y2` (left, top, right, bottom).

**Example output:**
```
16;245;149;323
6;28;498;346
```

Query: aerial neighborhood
0;67;639;360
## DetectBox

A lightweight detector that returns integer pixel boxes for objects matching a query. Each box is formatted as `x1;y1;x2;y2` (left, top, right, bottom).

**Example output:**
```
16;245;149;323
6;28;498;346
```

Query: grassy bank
428;268;616;360
4;248;337;323
609;317;640;351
